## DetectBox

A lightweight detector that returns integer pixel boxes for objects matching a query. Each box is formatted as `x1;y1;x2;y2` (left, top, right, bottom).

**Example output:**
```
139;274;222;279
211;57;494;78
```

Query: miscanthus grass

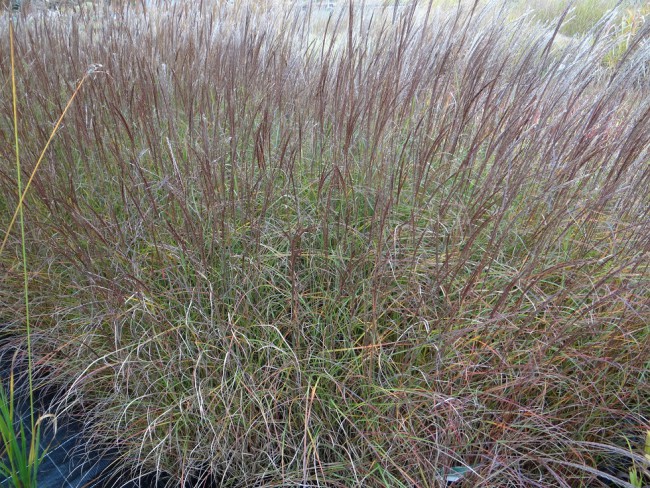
0;1;649;486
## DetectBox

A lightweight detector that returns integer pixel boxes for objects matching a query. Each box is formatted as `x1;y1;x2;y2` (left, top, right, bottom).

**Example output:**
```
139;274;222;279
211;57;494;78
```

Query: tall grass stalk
0;21;42;488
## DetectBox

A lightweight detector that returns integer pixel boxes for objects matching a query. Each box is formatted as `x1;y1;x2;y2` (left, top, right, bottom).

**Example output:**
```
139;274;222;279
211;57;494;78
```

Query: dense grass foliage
1;1;649;486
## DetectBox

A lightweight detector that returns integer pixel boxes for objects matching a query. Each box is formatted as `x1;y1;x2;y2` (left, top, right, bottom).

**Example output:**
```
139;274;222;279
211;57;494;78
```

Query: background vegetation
1;0;649;486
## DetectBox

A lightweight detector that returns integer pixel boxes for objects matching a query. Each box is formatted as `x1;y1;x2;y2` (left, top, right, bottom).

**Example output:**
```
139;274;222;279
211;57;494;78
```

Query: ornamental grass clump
0;1;649;486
